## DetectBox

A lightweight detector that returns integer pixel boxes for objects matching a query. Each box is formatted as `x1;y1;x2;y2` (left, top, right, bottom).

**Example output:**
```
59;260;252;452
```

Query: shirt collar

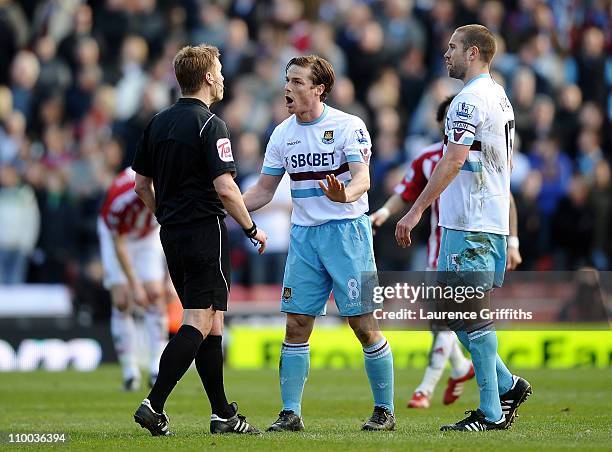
296;104;328;126
465;73;491;87
178;97;210;109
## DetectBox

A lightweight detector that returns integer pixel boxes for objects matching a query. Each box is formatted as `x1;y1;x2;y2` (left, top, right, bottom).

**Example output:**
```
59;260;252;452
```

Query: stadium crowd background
0;0;610;318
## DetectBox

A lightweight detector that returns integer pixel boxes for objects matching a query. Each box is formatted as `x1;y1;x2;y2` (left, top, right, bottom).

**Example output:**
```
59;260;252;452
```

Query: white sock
449;334;472;379
415;331;454;395
111;307;139;381
144;306;168;376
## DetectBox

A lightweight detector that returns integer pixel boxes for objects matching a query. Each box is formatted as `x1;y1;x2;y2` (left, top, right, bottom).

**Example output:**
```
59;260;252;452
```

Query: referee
131;44;266;436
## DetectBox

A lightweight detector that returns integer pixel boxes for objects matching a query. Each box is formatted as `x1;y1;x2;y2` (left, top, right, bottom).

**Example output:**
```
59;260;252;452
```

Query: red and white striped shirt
394;142;443;269
100;168;157;239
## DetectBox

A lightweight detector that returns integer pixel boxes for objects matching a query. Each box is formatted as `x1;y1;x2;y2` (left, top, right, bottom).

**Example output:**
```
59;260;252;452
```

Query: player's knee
183;308;214;335
352;327;375;345
209;311;224;336
285;315;313;342
348;317;379;345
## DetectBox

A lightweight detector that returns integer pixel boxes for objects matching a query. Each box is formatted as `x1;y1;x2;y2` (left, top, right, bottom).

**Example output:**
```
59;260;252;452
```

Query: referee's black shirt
132;97;236;227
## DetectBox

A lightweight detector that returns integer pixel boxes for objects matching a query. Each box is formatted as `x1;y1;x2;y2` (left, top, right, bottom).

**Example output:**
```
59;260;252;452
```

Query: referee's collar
178;97;210;110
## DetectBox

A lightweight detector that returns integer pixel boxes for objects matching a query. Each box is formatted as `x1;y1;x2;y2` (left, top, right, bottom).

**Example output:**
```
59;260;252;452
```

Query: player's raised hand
506;247;522;270
319;174;348;203
254;228;268;254
395;209;421;248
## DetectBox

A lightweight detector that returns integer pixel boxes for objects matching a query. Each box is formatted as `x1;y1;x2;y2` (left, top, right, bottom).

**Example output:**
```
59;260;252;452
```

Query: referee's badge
282;287;292;302
321;130;334;144
216;138;234;162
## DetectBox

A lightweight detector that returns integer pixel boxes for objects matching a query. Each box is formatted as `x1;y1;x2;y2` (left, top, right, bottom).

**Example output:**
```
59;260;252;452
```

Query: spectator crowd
0;0;610;308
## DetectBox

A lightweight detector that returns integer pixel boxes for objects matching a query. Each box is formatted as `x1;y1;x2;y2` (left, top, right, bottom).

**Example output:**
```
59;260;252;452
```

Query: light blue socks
279;342;310;416
455;329;513;395
468;330;503;422
363;338;394;412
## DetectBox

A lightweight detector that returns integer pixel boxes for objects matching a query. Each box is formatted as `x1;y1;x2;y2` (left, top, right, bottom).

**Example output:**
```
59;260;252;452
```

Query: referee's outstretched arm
214;172;268;254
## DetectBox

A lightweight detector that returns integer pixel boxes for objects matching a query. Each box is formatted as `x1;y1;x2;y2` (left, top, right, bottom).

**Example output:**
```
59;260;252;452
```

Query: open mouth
285;96;294;106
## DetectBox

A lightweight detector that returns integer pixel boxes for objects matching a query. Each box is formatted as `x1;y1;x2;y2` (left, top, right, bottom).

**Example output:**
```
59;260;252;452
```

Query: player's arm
370;195;410;229
320;162;369;203
322;118;372;203
372;155;426;228
395;142;469;247
345;162;370;202
111;232;147;305
243;125;285;211
213;173;267;254
243;174;283;212
506;192;522;270
134;174;156;213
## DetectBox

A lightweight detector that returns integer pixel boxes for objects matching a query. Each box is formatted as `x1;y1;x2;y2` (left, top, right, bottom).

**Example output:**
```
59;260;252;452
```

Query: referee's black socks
148;324;204;413
196;335;234;419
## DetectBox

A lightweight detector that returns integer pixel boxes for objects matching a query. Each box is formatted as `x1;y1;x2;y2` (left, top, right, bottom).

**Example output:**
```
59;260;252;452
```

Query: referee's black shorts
160;218;230;311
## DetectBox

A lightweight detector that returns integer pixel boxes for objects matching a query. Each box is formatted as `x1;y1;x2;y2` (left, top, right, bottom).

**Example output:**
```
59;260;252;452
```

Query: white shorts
97;218;165;289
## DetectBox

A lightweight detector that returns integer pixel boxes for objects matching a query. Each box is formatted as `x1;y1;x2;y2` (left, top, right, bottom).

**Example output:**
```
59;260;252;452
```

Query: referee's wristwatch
243;222;259;246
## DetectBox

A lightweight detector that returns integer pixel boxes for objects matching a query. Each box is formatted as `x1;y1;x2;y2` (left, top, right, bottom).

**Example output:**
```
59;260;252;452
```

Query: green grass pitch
1;366;610;451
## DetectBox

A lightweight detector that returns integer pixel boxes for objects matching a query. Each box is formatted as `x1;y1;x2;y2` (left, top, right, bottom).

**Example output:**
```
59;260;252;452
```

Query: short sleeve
447;93;485;147
104;210;121;234
132;121;153;177
104;203;128;235
202;116;236;179
261;128;285;176
394;155;427;203
343;116;372;165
